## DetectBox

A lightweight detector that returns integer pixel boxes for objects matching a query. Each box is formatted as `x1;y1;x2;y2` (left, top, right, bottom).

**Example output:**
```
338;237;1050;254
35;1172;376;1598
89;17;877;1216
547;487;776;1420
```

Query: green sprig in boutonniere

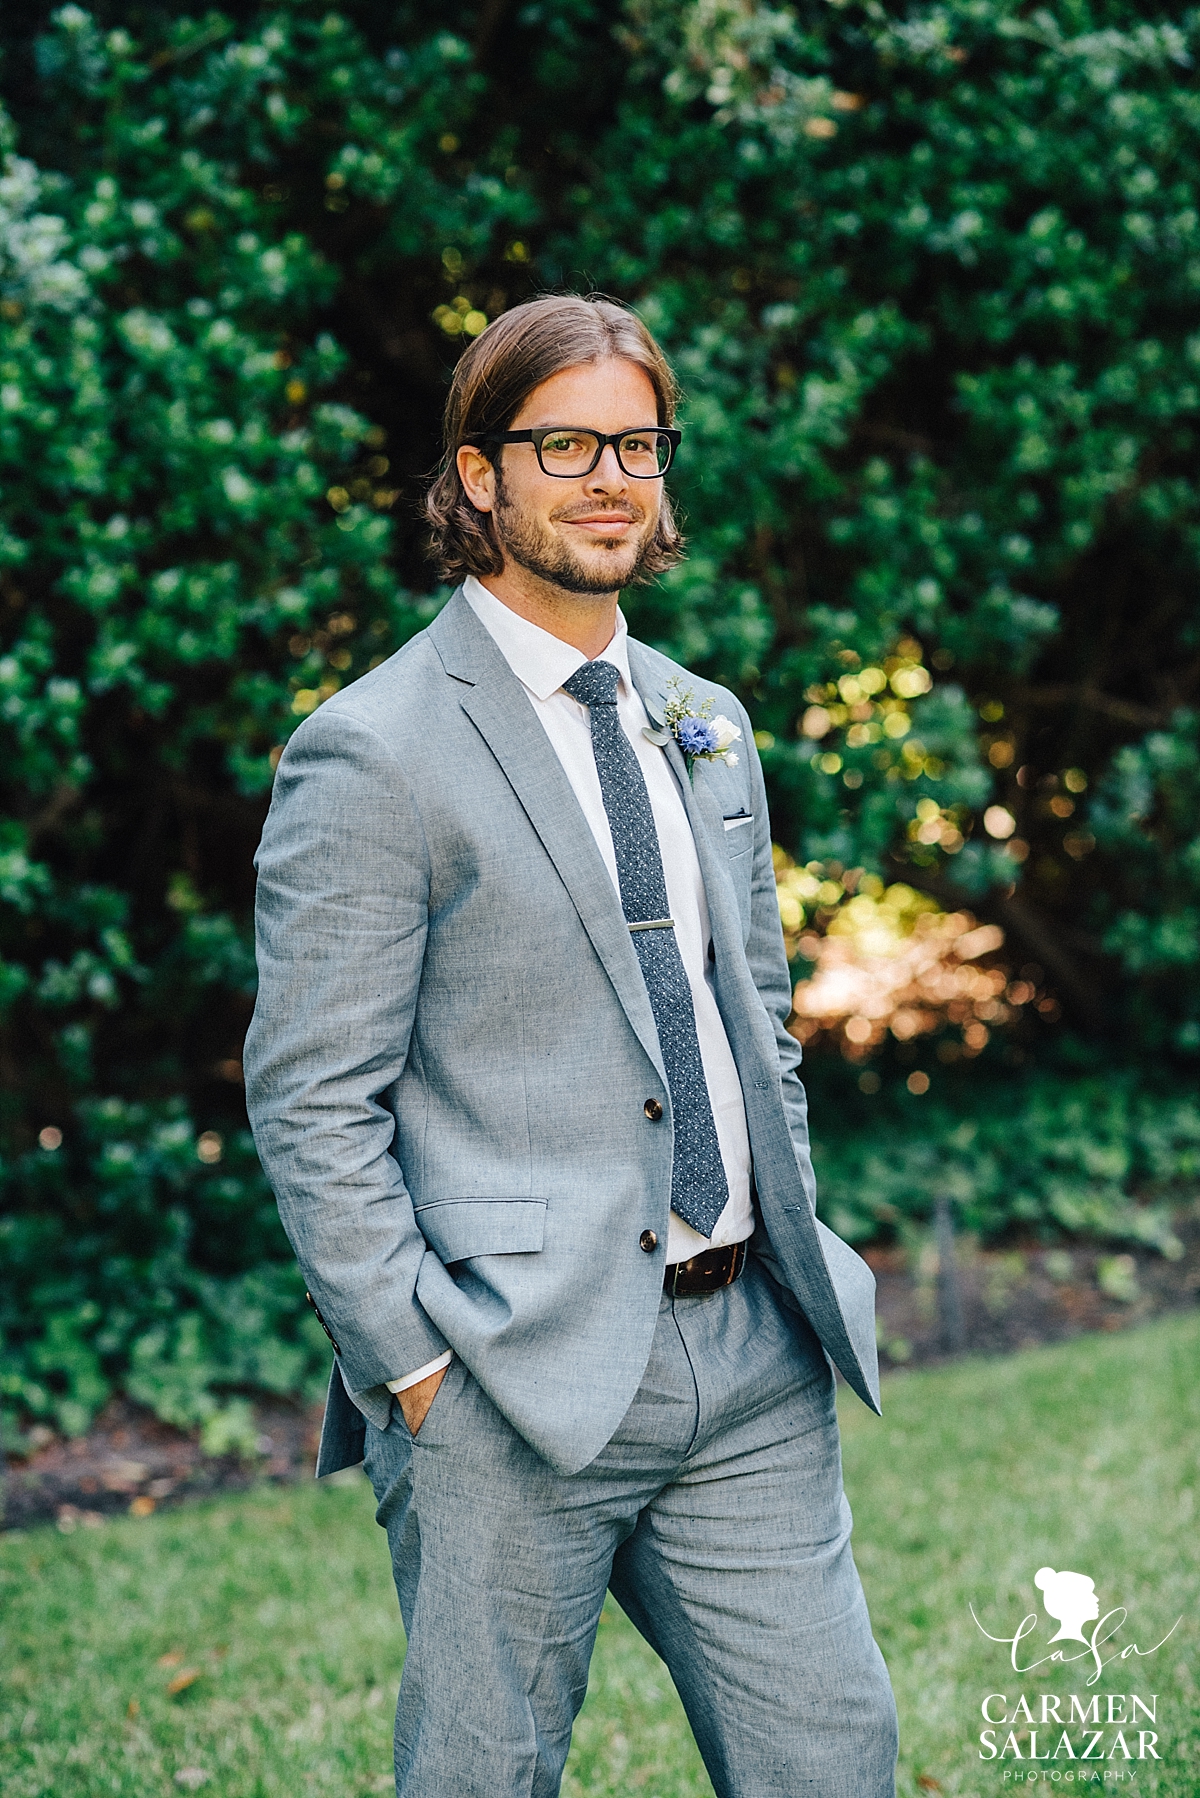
658;678;741;778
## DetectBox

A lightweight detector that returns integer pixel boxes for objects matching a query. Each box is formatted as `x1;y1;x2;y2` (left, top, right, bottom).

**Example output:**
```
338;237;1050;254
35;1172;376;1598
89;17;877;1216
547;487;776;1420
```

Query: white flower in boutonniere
661;678;742;775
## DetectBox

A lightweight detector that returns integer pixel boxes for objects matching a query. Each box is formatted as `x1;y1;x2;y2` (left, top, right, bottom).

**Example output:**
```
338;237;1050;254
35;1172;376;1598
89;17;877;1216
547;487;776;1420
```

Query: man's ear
456;444;495;514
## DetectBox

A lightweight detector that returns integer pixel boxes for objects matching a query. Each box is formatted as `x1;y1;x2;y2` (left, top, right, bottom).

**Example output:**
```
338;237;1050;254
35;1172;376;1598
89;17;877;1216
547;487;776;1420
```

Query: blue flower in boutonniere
661;678;741;777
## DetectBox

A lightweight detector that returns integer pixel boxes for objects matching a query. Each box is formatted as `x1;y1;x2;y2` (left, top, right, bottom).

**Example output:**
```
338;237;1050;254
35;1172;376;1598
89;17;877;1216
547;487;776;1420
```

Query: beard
492;475;657;594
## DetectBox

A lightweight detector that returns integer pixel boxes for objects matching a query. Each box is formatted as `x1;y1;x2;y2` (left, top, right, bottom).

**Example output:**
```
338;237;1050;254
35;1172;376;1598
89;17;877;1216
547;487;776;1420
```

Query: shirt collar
463;574;631;703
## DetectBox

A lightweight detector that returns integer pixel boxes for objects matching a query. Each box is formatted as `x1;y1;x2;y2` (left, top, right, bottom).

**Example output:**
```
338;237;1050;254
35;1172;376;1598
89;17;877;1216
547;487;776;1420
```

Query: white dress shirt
388;576;754;1394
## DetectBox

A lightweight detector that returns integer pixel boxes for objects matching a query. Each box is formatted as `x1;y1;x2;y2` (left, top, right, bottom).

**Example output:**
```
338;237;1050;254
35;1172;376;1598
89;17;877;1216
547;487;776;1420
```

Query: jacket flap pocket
414;1196;547;1262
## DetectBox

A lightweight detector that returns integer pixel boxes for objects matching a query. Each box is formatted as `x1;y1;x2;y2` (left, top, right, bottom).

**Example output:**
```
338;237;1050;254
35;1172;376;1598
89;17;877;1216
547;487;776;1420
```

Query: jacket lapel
626;643;776;1087
626;643;743;956
429;593;666;1081
626;643;879;1412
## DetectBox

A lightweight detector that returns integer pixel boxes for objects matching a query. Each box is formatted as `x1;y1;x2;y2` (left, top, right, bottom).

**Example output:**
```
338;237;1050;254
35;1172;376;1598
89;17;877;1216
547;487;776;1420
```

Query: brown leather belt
664;1239;748;1297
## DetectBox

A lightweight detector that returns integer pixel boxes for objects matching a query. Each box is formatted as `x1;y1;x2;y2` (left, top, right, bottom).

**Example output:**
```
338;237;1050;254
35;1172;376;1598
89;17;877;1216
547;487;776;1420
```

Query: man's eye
621;435;652;453
544;434;583;453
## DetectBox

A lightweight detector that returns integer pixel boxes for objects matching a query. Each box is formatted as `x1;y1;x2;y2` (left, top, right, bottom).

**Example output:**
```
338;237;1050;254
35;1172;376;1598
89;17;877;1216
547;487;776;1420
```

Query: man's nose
583;443;629;494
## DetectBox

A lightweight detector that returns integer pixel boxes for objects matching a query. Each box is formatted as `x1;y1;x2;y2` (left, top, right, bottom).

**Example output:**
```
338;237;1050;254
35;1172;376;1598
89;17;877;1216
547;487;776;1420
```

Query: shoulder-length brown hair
425;294;685;583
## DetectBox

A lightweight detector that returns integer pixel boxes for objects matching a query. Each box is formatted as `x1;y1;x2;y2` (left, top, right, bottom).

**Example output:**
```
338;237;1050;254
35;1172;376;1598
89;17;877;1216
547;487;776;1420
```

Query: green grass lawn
2;1312;1197;1797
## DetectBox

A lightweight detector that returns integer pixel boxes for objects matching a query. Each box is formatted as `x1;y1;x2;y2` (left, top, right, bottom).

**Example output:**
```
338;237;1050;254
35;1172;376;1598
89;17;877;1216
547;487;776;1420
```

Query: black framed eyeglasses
479;425;681;479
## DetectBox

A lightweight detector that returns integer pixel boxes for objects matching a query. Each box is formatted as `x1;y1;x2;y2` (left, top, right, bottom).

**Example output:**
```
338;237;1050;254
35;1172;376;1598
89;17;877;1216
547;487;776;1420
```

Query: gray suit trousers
363;1253;898;1798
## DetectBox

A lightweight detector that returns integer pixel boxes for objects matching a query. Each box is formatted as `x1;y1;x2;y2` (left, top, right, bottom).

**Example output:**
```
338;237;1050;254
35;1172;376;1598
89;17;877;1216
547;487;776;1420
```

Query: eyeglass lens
538;430;673;477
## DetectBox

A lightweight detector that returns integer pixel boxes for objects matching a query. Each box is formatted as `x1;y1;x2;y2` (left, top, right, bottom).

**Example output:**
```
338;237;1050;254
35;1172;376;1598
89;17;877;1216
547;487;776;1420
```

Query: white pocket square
723;814;753;831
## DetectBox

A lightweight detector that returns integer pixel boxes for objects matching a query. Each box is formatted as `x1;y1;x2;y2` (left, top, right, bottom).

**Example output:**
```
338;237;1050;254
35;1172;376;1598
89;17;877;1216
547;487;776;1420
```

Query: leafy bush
2;1;1199;1434
809;1066;1199;1256
0;1096;328;1441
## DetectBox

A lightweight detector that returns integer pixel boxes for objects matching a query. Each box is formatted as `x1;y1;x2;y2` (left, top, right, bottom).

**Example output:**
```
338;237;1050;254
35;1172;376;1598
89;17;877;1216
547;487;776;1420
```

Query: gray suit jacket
244;589;879;1478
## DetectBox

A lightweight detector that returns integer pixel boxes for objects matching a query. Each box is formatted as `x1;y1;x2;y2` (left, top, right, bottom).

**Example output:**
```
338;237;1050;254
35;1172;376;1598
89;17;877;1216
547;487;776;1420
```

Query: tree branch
888;858;1110;1030
25;783;80;845
1011;685;1169;731
473;0;519;63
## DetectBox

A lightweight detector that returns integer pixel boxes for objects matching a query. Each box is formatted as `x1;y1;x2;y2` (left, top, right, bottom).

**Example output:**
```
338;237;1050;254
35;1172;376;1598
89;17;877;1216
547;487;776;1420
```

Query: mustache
550;502;645;526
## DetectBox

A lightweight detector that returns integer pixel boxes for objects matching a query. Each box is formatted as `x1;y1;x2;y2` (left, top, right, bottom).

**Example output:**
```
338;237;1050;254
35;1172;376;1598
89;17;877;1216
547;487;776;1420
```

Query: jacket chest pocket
723;810;754;859
719;811;754;939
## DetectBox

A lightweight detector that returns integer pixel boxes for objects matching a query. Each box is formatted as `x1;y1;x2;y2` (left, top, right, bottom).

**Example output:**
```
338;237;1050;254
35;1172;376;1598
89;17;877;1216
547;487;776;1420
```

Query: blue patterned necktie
563;660;729;1239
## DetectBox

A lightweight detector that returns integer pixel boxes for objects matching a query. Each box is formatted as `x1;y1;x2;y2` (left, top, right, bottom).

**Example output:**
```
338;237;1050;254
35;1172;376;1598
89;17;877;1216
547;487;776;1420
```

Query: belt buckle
665;1240;746;1297
666;1255;692;1298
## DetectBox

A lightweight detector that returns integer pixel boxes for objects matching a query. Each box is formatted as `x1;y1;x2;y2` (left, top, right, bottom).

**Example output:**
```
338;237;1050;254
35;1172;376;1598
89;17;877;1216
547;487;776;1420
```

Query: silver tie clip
628;918;675;932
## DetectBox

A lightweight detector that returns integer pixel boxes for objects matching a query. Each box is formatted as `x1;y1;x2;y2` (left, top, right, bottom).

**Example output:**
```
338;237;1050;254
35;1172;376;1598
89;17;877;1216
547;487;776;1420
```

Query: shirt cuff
386;1351;453;1394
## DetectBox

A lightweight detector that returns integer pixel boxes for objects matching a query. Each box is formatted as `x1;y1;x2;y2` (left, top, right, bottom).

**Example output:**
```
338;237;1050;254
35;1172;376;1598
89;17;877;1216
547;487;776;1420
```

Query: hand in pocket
399;1363;448;1435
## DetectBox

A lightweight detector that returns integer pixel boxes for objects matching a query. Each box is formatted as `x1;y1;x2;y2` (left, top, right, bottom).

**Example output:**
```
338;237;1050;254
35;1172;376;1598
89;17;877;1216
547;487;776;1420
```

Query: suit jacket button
640;1230;658;1253
643;1098;663;1120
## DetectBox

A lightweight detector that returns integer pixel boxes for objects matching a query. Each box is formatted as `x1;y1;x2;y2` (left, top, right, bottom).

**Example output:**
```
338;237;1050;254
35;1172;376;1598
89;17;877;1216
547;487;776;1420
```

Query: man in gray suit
245;295;897;1797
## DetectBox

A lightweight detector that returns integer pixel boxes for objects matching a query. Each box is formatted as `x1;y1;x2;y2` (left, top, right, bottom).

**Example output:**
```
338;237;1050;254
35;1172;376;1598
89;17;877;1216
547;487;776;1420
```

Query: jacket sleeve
243;703;450;1393
734;696;818;1215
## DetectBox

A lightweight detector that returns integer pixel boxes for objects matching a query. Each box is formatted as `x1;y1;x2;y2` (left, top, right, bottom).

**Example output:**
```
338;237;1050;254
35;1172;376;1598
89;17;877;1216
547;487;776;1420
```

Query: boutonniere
659;678;741;777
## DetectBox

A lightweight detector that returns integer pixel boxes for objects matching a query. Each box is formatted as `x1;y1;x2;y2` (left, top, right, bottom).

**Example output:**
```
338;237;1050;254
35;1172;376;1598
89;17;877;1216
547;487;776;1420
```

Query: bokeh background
2;0;1199;1451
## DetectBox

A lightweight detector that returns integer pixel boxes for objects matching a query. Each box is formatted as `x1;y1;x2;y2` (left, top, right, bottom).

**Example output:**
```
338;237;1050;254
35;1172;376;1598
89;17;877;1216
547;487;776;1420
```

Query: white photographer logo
971;1565;1182;1771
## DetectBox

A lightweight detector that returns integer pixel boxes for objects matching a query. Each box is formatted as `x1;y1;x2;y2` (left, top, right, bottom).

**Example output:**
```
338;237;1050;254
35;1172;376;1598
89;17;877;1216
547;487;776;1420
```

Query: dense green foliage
1;0;1198;1434
3;1316;1198;1794
813;1063;1198;1253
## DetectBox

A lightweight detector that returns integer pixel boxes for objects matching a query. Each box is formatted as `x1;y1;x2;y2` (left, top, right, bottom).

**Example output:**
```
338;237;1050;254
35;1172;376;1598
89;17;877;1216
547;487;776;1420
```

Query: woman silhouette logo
1035;1566;1101;1643
972;1566;1181;1682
